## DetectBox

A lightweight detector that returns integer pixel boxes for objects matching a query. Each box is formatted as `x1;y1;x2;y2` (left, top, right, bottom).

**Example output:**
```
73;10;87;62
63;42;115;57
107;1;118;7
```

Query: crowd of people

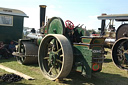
0;41;16;59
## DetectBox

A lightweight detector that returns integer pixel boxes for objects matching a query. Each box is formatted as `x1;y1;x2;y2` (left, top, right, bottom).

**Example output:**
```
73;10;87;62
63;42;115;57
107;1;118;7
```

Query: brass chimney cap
39;5;47;8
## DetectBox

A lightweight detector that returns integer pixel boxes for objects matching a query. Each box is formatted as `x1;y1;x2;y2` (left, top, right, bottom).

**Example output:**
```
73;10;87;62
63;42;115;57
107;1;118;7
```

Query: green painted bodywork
92;38;105;44
82;38;91;44
73;37;105;77
0;15;24;43
82;37;105;44
73;45;92;77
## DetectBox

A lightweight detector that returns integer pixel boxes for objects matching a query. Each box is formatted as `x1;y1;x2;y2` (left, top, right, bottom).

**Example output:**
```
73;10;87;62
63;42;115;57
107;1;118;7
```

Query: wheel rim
112;37;128;70
38;34;73;80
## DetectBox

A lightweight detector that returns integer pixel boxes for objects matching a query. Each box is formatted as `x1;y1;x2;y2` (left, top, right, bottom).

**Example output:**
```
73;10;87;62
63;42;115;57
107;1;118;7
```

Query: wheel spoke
56;48;62;53
121;46;125;51
48;66;54;74
53;48;62;54
55;40;59;50
48;61;51;66
117;54;122;56
53;65;60;75
51;39;55;52
60;54;63;57
48;44;52;52
52;45;54;52
48;52;50;54
54;68;59;74
56;59;62;64
44;57;49;60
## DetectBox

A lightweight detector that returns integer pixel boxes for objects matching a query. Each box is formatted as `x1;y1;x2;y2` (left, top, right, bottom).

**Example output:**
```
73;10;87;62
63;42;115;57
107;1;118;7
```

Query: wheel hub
49;52;57;65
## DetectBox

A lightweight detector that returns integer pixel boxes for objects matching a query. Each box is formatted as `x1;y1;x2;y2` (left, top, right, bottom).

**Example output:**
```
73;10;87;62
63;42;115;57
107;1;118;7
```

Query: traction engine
13;5;106;80
98;14;128;71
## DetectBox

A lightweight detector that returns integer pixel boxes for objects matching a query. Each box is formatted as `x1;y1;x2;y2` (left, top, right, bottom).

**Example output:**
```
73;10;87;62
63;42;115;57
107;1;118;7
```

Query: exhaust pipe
39;5;47;28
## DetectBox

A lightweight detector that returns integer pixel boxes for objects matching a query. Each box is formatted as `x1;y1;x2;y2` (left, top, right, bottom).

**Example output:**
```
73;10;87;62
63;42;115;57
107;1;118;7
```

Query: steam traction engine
98;14;128;71
13;5;105;80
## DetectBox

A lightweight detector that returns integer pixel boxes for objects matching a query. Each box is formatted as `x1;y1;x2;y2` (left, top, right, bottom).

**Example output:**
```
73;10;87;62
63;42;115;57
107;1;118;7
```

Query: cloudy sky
0;0;128;30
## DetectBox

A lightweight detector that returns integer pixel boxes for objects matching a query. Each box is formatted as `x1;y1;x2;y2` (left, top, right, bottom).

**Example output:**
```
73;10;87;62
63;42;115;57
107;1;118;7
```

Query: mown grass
0;49;128;85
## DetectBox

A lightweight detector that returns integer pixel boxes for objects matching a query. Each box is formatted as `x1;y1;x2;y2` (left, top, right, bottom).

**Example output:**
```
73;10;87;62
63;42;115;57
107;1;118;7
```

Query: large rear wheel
38;34;73;80
112;37;128;71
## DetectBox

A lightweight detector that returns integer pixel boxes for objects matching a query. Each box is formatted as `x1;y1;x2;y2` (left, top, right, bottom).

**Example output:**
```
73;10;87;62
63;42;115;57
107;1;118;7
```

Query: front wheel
16;41;38;64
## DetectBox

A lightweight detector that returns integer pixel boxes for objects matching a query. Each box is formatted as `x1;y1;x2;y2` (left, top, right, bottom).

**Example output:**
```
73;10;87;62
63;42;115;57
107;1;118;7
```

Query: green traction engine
13;5;105;80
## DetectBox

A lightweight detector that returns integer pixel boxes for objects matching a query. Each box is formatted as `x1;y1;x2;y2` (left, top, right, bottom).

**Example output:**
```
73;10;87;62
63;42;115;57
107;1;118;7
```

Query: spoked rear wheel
112;37;128;71
38;34;73;80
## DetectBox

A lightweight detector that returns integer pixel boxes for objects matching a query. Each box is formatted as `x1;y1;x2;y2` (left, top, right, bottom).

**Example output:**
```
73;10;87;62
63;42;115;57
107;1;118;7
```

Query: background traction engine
97;14;128;71
112;24;128;71
13;6;105;80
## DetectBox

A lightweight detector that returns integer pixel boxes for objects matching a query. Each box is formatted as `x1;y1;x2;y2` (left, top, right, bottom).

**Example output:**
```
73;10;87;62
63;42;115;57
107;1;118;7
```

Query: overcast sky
0;0;128;30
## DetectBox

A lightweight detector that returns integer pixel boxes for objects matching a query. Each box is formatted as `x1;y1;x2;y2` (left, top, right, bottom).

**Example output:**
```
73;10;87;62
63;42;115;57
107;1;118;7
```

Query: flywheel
38;34;73;80
47;17;65;34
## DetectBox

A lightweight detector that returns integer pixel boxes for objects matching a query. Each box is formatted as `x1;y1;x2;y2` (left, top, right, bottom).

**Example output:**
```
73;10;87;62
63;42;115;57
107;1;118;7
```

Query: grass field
0;49;128;85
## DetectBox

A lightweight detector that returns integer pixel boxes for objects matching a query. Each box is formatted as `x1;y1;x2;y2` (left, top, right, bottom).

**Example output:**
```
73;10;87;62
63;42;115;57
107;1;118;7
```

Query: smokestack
39;5;47;28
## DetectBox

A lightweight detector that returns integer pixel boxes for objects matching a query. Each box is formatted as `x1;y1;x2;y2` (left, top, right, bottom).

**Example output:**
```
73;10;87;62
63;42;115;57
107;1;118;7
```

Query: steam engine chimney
39;5;47;28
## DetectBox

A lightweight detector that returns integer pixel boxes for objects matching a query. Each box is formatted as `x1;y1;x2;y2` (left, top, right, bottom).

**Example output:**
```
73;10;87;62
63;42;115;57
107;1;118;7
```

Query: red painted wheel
65;20;74;30
92;63;100;71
